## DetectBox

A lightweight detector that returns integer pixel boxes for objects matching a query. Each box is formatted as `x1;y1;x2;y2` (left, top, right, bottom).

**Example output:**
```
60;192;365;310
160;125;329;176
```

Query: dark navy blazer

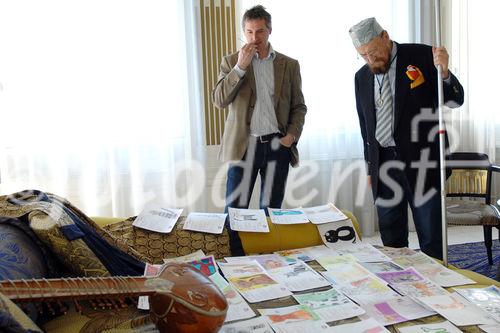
354;43;464;199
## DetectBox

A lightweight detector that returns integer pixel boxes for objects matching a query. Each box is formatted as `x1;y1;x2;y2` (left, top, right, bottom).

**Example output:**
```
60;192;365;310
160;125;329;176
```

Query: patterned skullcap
349;17;384;47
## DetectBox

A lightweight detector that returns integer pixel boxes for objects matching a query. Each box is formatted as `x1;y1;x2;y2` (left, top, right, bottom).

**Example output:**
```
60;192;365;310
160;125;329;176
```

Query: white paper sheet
325;316;390;333
455;285;500;323
219;316;273;333
417;292;497;326
479;324;500;333
132;204;182;233
316;256;373;282
227;272;292;303
225;254;289;270
316;220;361;248
305;245;337;259
356;295;435;326
228;207;269;232
274;245;331;264
333;275;398;302
218;260;291;303
268;262;331;292
393;252;476;287
259;305;330;333
218;260;266;278
397;320;462;333
209;272;256;322
137;263;162;310
293;288;365;322
268;207;310;224
359;261;404;274
316;252;356;266
376;246;418;259
183;212;227;234
318;258;395;300
302;203;348;224
330;243;391;262
376;267;448;299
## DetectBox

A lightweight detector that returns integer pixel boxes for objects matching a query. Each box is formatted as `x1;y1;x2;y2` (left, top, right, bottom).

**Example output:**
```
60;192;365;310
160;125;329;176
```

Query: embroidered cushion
0;223;48;281
103;217;231;263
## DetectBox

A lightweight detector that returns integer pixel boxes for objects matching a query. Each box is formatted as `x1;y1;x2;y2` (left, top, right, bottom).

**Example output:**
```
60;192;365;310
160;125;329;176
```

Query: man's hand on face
432;46;450;80
237;43;257;70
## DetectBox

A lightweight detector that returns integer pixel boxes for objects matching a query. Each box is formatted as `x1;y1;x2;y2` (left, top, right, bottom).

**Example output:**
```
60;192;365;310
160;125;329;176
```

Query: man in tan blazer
212;5;307;255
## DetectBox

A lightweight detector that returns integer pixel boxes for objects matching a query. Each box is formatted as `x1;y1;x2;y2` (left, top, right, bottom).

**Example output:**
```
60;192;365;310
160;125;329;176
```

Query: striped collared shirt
374;42;397;147
250;44;279;136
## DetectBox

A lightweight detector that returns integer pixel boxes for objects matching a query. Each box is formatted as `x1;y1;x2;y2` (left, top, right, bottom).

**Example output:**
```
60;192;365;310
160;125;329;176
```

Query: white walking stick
434;0;448;266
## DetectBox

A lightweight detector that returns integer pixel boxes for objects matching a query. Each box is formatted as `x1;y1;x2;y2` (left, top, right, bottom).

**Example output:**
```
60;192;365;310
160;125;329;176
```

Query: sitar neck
0;275;172;303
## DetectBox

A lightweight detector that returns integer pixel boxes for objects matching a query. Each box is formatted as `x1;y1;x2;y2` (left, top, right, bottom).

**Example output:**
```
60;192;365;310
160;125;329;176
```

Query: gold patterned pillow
103;217;230;264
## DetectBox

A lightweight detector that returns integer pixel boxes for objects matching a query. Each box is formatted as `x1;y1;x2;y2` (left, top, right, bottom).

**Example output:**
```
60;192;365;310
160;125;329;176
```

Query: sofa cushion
103;217;231;263
446;199;500;226
0;223;48;281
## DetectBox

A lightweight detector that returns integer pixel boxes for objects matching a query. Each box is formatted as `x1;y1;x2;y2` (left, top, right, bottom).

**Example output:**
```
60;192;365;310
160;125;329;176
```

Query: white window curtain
0;0;205;217
443;0;500;201
238;0;412;236
445;0;498;159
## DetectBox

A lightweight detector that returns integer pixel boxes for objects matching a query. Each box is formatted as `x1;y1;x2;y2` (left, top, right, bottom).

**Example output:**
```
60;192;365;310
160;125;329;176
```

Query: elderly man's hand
432;46;450;80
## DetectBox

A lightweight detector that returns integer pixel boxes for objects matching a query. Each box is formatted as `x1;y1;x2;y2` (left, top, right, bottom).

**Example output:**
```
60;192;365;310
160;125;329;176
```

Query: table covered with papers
115;203;499;332
164;244;500;333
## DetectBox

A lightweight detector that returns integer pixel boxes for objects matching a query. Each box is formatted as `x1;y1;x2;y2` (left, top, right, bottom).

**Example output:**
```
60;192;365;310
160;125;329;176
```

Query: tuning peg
74;300;83;314
57;301;68;315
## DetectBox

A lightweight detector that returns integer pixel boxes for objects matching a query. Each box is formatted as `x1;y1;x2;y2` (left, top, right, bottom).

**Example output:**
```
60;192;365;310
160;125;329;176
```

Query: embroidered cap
349;17;384;48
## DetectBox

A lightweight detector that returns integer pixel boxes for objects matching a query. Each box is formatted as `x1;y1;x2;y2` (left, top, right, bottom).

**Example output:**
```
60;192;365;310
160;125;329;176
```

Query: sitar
0;262;228;333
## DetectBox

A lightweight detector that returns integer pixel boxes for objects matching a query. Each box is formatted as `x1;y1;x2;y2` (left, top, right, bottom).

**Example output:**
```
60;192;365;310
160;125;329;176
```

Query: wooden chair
446;152;500;265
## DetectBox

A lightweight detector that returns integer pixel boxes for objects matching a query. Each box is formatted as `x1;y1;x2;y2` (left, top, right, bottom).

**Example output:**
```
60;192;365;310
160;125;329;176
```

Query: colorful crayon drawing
230;273;277;291
272;209;302;216
187;256;216;277
267;309;314;323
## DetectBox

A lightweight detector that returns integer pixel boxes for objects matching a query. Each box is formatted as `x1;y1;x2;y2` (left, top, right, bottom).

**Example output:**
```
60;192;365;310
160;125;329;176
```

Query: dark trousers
375;146;443;259
224;135;291;256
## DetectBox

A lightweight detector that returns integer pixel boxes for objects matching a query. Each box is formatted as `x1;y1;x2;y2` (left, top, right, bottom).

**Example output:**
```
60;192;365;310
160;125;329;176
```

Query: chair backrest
446;152;492;203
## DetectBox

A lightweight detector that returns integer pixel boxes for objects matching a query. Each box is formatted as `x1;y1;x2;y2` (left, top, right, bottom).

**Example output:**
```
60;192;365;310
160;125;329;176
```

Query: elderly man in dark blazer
350;17;464;259
212;5;307;255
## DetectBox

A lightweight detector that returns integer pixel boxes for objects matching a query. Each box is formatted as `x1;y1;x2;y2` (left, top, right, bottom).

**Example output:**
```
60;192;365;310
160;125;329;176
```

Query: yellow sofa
91;214;498;287
91;210;362;257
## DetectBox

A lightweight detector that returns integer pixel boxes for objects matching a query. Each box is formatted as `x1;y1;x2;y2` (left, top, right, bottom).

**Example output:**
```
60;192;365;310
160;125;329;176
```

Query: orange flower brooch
406;65;425;89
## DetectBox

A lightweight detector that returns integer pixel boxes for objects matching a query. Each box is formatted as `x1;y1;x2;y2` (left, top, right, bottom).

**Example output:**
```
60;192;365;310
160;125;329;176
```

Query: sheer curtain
443;0;499;201
445;0;497;159
238;0;412;236
0;0;205;217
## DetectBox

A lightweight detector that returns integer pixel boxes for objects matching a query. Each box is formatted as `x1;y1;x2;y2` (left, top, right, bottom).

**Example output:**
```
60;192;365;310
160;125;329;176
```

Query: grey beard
371;63;389;74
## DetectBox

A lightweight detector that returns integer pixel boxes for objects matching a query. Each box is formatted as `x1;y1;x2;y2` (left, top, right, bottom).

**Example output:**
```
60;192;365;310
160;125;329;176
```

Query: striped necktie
375;74;393;146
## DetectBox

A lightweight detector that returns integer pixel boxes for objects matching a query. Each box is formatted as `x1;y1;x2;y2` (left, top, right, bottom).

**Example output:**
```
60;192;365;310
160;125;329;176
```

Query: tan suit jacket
212;51;307;167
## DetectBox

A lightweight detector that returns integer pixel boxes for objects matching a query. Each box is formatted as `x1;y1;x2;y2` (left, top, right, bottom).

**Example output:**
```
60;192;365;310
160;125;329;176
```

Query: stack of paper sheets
139;243;499;332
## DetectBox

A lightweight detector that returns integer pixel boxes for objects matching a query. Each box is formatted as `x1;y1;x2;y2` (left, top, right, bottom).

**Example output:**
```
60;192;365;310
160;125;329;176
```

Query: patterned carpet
448;240;500;281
